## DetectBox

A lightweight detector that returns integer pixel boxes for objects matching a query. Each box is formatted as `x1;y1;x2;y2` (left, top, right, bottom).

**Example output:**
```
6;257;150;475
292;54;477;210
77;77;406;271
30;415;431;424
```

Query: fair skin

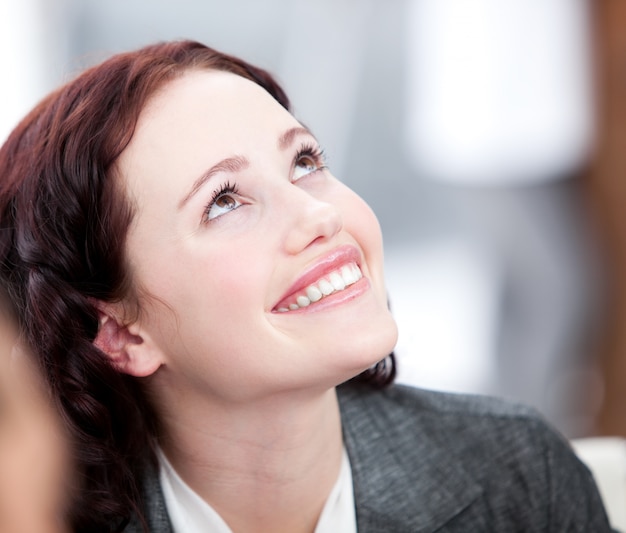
0;313;71;533
97;69;398;532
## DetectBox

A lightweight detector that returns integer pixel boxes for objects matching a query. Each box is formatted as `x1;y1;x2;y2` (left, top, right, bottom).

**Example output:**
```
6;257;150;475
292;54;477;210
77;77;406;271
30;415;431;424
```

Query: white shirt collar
158;446;357;533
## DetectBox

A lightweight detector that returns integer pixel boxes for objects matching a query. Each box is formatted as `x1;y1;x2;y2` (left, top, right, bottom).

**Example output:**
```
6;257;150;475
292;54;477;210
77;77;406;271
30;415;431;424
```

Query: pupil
217;195;235;208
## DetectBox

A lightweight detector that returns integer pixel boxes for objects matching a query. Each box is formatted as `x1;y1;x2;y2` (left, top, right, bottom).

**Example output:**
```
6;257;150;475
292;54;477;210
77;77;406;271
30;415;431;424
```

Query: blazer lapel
338;384;482;533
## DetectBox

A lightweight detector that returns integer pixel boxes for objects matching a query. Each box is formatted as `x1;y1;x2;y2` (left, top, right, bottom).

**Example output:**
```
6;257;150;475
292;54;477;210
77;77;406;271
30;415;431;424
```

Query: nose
282;188;343;255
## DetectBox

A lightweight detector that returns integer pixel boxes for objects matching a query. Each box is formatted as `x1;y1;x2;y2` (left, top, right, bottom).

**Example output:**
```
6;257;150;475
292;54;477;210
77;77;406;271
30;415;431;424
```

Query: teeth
341;264;358;285
306;285;323;302
296;295;311;307
319;279;334;296
329;272;346;291
276;263;363;312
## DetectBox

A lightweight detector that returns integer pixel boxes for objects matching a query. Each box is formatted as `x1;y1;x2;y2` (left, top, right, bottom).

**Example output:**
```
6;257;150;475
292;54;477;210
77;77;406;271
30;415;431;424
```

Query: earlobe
93;309;163;378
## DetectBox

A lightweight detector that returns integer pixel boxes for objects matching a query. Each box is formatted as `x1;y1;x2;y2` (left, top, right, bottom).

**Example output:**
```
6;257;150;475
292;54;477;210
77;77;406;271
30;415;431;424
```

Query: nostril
309;235;327;247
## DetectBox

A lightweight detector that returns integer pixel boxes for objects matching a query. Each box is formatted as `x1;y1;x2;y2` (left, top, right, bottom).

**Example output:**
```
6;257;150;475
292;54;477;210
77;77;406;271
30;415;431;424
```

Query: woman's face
116;69;398;402
0;317;70;533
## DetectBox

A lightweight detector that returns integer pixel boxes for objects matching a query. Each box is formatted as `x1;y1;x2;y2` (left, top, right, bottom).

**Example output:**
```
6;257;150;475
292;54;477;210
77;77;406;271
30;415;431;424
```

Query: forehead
117;69;299;180
137;69;294;142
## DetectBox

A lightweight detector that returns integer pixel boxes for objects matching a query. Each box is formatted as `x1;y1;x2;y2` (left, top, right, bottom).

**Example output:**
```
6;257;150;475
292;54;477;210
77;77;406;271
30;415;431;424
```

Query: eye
204;182;242;221
292;144;327;182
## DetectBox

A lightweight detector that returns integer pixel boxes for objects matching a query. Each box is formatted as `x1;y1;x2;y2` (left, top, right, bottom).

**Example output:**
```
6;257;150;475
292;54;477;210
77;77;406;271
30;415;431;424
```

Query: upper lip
273;244;363;308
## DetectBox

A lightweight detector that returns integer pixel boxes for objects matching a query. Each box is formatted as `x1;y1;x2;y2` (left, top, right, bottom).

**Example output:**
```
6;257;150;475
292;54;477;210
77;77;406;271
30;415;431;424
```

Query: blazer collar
337;384;482;533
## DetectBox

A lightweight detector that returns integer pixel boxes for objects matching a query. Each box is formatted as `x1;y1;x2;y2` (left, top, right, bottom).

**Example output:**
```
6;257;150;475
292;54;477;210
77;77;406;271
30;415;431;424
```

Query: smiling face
115;69;397;403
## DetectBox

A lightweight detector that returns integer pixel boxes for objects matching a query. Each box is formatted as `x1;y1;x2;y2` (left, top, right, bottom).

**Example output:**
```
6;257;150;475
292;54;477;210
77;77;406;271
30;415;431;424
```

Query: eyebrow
178;155;249;209
278;126;315;150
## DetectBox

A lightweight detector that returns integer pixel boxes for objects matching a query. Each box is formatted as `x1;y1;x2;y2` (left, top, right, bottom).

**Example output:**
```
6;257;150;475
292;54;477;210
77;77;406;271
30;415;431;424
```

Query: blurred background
1;0;625;439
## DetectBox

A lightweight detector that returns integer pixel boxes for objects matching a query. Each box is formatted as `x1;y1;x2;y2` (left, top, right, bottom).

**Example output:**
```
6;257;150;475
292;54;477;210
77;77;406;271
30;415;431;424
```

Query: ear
93;305;163;378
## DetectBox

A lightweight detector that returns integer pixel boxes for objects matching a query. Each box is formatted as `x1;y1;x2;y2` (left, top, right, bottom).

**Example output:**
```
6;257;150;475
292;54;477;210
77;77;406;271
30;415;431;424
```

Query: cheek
331;181;382;235
338;187;385;257
350;197;383;242
139;237;274;351
337;187;388;293
182;238;273;311
146;252;283;397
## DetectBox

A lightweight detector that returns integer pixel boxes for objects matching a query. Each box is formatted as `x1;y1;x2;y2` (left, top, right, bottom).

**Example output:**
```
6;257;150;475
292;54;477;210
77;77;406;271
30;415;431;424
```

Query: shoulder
338;381;570;478
337;381;546;438
338;382;612;532
337;381;563;479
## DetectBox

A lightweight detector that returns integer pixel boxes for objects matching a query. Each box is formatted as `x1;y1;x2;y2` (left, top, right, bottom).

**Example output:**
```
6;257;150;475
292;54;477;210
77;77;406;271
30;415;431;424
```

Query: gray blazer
127;383;612;532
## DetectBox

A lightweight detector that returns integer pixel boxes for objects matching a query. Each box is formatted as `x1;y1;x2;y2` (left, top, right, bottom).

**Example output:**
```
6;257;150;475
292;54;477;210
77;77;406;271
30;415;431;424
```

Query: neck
158;387;344;533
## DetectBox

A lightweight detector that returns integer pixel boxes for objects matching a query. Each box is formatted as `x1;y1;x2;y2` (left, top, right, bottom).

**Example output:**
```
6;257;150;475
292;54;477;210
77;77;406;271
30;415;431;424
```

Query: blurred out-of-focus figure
0;288;72;533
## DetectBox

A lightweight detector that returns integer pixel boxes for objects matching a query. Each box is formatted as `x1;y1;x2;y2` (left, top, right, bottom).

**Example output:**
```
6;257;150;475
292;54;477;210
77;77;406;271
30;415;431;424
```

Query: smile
275;263;363;312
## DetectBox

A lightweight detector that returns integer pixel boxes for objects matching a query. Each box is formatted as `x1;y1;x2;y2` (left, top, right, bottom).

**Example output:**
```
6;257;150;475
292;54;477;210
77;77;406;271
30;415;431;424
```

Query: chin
333;315;398;378
361;309;399;353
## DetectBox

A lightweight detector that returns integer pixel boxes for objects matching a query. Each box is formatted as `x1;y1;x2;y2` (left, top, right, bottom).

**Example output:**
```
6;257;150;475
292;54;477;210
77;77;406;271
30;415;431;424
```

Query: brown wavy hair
0;39;395;531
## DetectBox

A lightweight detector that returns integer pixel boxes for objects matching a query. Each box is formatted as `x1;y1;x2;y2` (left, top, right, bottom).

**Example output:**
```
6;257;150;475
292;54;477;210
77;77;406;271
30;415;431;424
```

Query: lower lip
273;277;371;314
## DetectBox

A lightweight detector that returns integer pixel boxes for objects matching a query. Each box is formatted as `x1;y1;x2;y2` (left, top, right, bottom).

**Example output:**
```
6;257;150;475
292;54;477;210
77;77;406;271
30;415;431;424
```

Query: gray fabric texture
125;382;613;532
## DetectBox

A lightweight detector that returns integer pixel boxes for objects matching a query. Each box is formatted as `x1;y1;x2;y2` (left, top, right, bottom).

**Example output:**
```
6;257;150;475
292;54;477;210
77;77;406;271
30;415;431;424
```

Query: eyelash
294;143;327;174
203;181;240;220
211;180;239;204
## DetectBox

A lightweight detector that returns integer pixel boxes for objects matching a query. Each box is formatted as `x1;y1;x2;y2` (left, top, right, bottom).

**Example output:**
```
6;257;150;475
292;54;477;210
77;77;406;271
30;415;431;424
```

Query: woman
0;285;73;533
0;40;611;532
